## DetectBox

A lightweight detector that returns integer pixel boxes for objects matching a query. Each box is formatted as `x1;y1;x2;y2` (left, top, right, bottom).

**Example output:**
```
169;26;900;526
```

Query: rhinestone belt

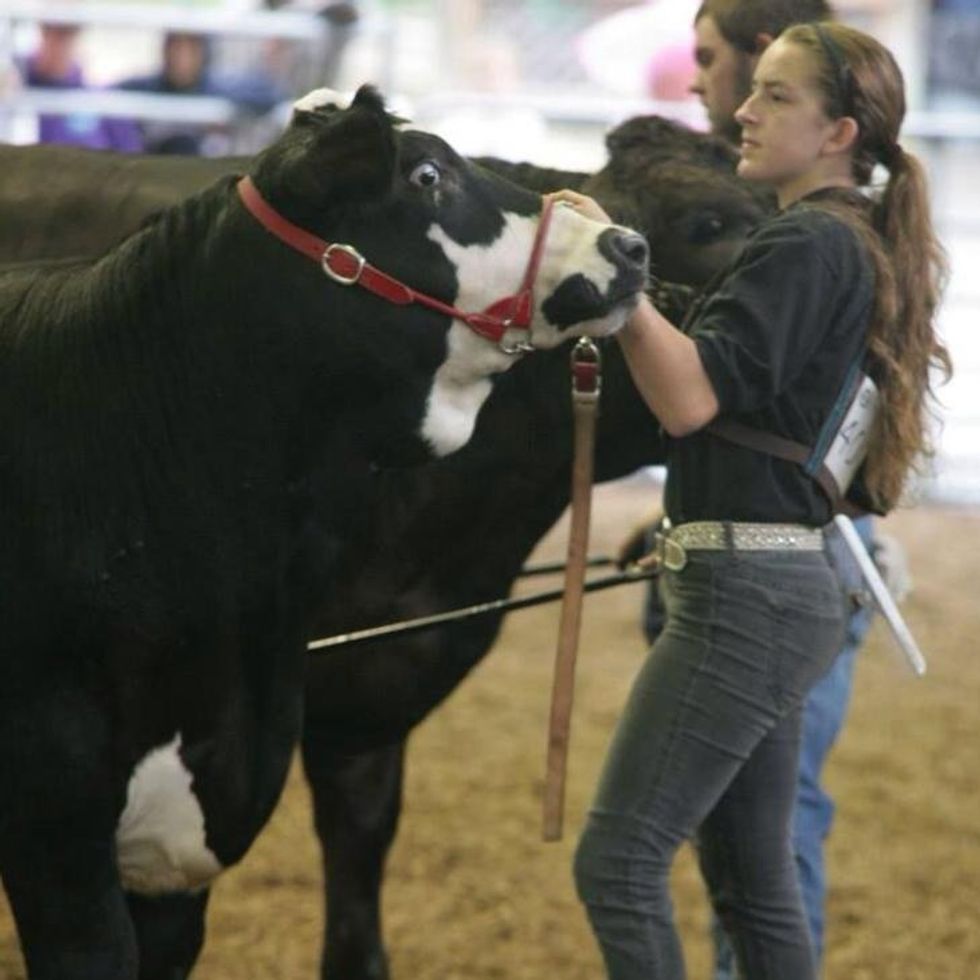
667;520;825;552
651;520;825;572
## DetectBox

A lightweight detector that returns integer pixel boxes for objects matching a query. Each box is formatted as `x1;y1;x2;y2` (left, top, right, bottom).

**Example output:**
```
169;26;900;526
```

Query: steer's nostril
597;226;650;273
615;231;649;268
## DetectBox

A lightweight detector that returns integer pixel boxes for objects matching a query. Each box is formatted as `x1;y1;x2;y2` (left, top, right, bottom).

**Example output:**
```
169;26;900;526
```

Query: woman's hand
545;189;612;224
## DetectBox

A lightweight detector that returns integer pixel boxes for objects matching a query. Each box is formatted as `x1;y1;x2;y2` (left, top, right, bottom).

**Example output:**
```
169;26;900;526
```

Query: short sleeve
692;210;865;414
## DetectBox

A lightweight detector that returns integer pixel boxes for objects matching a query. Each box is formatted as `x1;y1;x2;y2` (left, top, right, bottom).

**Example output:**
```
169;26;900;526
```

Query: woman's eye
409;161;441;188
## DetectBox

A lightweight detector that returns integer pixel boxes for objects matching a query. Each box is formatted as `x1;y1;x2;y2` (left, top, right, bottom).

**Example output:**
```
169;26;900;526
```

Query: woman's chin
736;158;767;185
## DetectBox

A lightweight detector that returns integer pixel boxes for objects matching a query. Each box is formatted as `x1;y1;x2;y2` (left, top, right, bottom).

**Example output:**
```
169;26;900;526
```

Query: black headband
812;23;854;118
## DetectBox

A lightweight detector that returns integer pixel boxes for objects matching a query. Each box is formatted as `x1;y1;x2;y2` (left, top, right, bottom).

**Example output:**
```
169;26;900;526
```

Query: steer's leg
127;889;211;980
301;735;406;980
0;702;137;979
1;837;137;980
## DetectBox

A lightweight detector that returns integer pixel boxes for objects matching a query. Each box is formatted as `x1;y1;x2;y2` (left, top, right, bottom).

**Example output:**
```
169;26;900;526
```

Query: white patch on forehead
292;87;350;113
116;733;223;895
292;89;413;130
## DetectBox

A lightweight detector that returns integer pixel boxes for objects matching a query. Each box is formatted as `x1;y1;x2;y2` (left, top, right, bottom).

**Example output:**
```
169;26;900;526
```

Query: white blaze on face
116;733;223;895
418;207;631;455
427;212;538;323
537;203;634;335
428;206;626;351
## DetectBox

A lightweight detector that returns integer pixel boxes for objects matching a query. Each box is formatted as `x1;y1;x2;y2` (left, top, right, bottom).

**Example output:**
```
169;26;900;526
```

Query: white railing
0;0;383;142
0;1;330;42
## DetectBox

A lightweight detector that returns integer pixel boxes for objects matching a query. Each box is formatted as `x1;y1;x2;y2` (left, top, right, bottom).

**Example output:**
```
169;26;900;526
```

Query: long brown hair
783;22;952;510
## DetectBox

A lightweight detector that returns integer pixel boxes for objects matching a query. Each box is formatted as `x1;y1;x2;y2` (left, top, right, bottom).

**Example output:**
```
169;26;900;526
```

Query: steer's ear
294;85;397;204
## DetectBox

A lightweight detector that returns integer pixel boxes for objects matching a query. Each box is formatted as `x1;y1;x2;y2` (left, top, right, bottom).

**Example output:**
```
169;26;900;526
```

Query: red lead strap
236;175;555;348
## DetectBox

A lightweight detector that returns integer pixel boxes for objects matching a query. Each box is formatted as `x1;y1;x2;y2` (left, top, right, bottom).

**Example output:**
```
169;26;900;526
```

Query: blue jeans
710;517;875;979
577;547;847;979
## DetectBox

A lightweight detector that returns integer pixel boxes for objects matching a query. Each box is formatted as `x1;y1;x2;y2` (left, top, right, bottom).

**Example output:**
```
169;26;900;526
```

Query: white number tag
822;373;880;496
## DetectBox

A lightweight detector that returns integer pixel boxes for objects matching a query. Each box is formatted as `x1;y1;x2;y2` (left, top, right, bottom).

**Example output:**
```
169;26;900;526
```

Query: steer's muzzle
599;227;649;275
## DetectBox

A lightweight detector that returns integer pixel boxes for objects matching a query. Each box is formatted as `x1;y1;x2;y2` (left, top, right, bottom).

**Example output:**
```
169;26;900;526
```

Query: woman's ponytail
785;22;953;511
866;147;951;509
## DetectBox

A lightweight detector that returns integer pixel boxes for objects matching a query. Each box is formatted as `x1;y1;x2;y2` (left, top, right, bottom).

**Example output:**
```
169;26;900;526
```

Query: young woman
552;22;950;979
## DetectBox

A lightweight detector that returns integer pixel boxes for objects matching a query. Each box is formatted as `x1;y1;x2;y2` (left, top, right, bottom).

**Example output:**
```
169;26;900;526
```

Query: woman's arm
616;295;720;437
547;189;720;437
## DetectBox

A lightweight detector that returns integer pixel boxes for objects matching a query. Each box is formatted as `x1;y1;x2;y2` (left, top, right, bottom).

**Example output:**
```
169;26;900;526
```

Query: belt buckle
654;532;687;572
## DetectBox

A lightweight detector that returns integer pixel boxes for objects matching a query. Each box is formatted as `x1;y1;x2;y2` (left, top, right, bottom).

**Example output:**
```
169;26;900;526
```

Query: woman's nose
734;96;755;126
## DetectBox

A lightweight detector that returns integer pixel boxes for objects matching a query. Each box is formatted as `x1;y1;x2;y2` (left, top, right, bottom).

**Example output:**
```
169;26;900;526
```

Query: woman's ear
824;115;860;156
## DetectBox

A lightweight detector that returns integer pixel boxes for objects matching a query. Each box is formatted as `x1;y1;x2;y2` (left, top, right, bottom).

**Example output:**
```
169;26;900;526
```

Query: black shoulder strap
705;417;864;517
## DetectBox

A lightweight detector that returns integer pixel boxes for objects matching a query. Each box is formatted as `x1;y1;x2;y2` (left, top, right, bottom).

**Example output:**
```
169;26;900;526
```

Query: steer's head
245;85;649;457
584;159;773;287
250;85;648;356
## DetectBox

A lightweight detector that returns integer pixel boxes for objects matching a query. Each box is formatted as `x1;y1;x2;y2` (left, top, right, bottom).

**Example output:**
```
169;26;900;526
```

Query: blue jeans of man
709;517;875;979
576;547;847;979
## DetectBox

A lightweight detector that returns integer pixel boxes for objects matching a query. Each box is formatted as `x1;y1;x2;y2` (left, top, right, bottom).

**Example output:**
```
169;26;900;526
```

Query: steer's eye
409;161;441;188
689;213;724;243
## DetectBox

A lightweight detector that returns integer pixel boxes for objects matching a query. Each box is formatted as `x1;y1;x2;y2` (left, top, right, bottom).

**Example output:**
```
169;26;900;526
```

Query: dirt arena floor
2;475;979;979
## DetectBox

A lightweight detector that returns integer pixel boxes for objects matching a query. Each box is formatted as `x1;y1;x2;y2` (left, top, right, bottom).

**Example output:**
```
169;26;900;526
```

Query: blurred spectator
928;0;980;111
645;40;697;101
259;1;361;94
19;20;142;151
116;31;286;155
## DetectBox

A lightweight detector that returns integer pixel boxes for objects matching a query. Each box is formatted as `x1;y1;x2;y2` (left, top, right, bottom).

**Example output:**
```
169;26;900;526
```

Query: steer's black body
0;109;769;978
0;87;646;980
0;144;243;262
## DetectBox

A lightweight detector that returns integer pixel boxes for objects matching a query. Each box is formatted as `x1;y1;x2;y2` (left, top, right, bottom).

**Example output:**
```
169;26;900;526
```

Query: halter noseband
236;176;556;354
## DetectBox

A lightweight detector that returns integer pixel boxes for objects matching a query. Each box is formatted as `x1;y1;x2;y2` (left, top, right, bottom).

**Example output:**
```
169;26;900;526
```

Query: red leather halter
236;176;556;352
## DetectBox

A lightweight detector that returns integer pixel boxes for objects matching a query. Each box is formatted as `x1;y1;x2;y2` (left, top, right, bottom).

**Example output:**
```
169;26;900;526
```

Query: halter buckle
322;243;366;285
499;339;536;355
499;320;536;355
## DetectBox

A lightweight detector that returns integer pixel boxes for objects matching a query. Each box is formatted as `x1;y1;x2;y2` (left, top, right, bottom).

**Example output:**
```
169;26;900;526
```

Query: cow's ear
604;115;672;160
286;85;397;205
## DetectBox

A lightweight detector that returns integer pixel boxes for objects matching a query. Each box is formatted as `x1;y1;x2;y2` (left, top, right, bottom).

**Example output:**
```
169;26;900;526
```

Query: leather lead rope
543;338;601;842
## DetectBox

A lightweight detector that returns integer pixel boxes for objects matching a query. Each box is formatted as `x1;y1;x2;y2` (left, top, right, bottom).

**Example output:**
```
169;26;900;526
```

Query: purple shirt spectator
22;42;143;152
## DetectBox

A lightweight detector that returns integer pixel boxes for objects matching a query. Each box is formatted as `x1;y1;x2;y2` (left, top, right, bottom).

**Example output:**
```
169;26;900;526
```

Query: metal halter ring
499;325;536;355
322;243;366;285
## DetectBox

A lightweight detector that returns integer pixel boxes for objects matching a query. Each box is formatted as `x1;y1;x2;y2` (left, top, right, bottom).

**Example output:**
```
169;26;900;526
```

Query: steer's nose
601;227;649;271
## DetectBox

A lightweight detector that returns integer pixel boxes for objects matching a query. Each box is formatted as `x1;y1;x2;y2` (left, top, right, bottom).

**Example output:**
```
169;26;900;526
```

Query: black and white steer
0;85;647;980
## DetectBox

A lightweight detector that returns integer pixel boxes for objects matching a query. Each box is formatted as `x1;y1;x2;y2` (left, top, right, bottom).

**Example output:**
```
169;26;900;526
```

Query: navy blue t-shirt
664;189;876;526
